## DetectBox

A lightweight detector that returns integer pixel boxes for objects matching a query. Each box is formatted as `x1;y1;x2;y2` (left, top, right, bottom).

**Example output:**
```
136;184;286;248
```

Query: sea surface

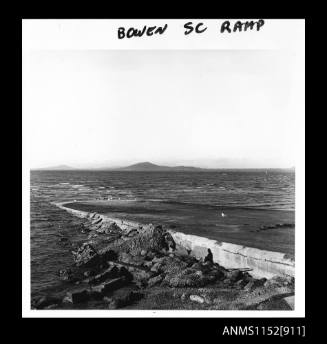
30;170;295;300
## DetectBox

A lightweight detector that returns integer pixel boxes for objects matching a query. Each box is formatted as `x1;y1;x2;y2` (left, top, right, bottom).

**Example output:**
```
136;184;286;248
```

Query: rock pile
32;210;295;310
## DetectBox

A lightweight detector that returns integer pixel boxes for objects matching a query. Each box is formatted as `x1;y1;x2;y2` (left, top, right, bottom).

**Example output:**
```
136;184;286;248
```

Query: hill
33;165;77;171
119;162;205;171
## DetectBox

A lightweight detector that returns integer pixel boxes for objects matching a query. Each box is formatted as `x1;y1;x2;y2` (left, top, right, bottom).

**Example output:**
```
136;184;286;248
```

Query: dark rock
33;296;62;309
117;225;176;256
226;270;243;282
107;299;119;309
72;243;99;267
150;262;163;274
135;279;148;289
119;252;134;264
145;250;157;260
88;264;133;285
65;289;90;304
143;261;153;268
89;277;129;298
89;265;121;284
92;217;103;225
108;291;144;309
73;242;117;268
164;232;176;250
191;262;203;270
180;255;198;267
108;222;121;232
88;290;104;301
126;228;139;237
206;267;225;282
166;268;213;288
101;249;118;261
223;278;232;285
102;277;129;295
118;266;134;282
90;283;106;294
235;279;248;288
264;275;294;288
148;274;164;287
58;268;73;281
131;270;153;285
89;212;99;220
244;278;267;291
152;256;165;264
242;272;254;283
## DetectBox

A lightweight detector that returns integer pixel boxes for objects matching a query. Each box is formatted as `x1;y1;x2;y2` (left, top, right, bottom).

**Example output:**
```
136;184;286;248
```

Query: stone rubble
32;210;295;310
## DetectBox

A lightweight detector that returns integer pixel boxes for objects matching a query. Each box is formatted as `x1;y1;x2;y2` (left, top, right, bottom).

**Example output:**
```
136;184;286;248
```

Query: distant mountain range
32;162;295;172
117;162;206;171
34;162;207;171
34;164;76;171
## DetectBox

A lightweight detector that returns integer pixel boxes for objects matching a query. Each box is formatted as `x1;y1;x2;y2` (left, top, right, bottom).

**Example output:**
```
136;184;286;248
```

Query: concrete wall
170;231;295;279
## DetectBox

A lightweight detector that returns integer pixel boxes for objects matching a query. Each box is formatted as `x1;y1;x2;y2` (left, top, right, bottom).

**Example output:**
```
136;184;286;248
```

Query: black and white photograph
22;19;305;317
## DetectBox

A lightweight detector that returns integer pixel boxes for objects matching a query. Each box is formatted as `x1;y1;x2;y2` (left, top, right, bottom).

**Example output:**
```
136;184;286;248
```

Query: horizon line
30;162;295;171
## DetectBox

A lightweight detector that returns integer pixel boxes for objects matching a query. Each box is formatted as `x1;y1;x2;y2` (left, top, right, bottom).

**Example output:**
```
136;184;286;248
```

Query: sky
23;49;301;169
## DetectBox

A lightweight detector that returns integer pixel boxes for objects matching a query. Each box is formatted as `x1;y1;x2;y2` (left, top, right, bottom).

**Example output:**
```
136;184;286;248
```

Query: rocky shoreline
32;203;295;310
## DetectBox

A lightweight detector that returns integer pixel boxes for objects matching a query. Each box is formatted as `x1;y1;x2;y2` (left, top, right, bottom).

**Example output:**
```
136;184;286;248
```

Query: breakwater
56;202;295;279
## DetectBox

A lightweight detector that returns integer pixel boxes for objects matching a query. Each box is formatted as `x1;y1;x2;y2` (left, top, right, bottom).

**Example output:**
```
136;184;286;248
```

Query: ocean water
30;170;295;299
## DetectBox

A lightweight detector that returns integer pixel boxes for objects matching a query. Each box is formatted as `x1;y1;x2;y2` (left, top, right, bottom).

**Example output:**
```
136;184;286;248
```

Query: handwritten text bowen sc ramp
117;20;265;39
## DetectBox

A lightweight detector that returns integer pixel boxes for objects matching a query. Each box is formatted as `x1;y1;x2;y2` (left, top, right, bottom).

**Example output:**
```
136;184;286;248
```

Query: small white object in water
221;212;226;217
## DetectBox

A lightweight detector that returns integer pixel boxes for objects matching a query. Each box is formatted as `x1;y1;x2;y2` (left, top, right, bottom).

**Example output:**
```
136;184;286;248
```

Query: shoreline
28;200;295;310
56;200;295;280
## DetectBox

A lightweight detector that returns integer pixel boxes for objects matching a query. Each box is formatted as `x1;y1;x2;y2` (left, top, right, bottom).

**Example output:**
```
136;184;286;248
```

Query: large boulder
72;243;99;267
72;242;118;268
115;225;176;256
